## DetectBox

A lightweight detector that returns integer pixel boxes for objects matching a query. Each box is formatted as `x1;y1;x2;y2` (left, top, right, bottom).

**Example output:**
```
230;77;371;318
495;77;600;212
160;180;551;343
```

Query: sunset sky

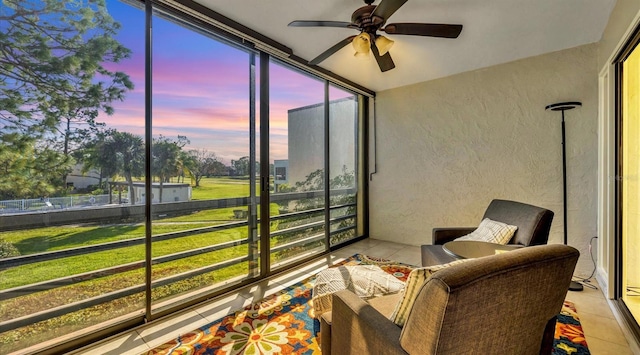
100;0;353;164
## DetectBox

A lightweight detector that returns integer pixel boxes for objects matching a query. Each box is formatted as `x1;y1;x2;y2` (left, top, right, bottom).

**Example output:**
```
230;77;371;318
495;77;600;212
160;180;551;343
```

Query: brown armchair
421;199;554;266
320;244;579;355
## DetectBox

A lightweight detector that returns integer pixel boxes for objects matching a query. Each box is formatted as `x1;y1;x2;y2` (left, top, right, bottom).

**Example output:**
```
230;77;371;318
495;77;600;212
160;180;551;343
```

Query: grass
0;177;354;351
190;176;259;199
1;210;240;255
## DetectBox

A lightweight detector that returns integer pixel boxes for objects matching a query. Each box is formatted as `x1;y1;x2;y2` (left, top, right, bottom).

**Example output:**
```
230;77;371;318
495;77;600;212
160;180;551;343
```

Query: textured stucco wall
370;44;598;276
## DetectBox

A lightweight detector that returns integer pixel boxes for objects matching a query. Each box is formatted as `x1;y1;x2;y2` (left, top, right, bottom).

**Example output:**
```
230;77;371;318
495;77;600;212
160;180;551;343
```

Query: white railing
0;195;111;214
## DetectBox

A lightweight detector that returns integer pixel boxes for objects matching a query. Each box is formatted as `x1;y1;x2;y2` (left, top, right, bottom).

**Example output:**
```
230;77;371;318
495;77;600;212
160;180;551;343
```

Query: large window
268;60;327;269
328;84;359;247
0;0;366;353
619;34;640;330
148;8;261;315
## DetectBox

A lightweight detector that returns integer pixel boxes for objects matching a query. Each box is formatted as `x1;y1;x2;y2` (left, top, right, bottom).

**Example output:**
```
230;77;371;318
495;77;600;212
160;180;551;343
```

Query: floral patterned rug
554;301;590;354
145;254;589;355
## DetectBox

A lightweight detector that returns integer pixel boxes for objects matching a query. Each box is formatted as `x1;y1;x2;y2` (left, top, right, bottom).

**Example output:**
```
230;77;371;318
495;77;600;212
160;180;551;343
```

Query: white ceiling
194;0;616;92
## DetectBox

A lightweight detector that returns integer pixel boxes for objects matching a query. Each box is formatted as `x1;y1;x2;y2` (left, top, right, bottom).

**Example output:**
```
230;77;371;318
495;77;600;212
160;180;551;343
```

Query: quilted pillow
390;258;471;327
455;218;517;245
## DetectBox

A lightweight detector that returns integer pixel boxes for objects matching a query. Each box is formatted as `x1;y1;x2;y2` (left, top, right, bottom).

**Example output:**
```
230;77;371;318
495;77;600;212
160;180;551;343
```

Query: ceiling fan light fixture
375;35;394;55
352;32;371;55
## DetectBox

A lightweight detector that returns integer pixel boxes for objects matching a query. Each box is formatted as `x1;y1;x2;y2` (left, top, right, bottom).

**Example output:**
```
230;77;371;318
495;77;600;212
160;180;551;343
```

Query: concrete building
287;96;357;188
110;182;192;204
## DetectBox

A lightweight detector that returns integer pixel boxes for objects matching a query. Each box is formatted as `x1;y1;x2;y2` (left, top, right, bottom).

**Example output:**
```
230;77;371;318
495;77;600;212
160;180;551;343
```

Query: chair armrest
331;290;406;355
432;227;476;244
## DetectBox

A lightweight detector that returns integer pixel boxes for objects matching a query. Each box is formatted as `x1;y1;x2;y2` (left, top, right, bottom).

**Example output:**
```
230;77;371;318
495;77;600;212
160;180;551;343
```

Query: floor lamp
545;101;584;292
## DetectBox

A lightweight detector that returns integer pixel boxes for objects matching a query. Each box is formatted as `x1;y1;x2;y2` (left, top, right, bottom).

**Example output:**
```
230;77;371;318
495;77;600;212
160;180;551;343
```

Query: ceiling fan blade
371;0;408;21
288;20;356;29
384;23;463;38
309;35;357;66
371;42;395;72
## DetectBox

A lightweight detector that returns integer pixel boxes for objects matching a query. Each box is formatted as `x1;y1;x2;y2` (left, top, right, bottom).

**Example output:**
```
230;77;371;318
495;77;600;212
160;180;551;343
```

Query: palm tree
108;131;144;204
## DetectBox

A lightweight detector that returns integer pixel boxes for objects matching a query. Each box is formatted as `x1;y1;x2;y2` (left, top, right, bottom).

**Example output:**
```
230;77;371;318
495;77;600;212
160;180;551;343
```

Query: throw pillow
390;258;471;327
456;218;517;245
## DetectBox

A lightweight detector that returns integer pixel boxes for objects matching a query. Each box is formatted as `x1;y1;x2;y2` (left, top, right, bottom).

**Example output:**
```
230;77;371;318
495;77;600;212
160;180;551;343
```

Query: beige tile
323;253;348;264
360;245;404;259
72;331;149;355
269;259;328;289
137;310;208;350
372;240;406;248
568;280;606;300
388;247;422;266
585;337;635;355
567;291;616;319
579;311;630;347
196;293;251;323
351;238;384;248
331;245;362;258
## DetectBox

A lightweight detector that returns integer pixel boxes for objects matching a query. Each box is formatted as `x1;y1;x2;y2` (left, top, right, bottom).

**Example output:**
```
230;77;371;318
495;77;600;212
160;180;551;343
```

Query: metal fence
0;194;112;214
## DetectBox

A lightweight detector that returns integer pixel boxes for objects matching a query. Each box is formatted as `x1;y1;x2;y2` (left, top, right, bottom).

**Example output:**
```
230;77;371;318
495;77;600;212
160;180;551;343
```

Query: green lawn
191;176;260;199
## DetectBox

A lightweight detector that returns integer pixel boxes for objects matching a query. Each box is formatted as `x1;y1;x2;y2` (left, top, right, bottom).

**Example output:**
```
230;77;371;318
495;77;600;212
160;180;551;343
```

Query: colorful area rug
554;301;590;354
145;254;589;355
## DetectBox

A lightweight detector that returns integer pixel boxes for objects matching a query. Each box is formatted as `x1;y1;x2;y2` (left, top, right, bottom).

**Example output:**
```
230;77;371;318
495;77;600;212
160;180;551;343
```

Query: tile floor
72;239;637;355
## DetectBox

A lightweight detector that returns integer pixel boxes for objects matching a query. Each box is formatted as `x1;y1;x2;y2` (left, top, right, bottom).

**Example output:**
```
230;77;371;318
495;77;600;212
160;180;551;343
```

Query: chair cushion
390;259;471;327
455;218;517;245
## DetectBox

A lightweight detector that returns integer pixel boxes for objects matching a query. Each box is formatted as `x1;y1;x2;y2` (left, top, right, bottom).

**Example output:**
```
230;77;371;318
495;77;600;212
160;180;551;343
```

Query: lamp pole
546;101;583;292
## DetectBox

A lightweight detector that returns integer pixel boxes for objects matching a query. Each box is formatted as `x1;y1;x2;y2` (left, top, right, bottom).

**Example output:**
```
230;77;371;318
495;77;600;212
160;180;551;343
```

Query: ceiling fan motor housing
352;5;385;33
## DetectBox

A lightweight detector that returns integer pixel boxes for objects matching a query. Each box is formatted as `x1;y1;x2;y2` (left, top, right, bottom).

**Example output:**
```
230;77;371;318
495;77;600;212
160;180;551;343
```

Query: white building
65;165;102;190
110;182;192;204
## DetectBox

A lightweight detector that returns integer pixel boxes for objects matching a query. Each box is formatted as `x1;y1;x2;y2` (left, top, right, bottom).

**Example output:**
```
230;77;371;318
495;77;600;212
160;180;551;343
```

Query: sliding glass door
620;39;640;326
268;60;327;269
149;8;261;315
328;84;360;247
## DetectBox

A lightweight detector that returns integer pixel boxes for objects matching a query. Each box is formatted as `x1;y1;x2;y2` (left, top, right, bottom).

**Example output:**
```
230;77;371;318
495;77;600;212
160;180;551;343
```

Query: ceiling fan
288;0;463;72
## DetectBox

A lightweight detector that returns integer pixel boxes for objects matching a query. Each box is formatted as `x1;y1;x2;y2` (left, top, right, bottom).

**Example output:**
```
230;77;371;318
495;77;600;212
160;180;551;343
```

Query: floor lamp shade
546;101;583;292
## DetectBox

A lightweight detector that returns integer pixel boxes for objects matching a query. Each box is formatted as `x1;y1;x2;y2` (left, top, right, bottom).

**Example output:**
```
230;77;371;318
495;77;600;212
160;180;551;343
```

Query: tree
104;131;144;204
290;168;356;211
1;0;133;187
211;160;229;176
186;149;219;187
76;128;118;190
231;156;250;176
152;135;189;202
0;133;70;199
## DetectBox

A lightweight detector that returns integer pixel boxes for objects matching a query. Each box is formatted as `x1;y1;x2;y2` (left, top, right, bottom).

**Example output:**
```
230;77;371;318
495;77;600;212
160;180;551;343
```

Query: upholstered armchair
421;199;554;266
320;244;579;355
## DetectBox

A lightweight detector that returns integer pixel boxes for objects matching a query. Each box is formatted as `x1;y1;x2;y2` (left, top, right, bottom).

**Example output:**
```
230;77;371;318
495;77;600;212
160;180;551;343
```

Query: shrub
0;239;20;258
